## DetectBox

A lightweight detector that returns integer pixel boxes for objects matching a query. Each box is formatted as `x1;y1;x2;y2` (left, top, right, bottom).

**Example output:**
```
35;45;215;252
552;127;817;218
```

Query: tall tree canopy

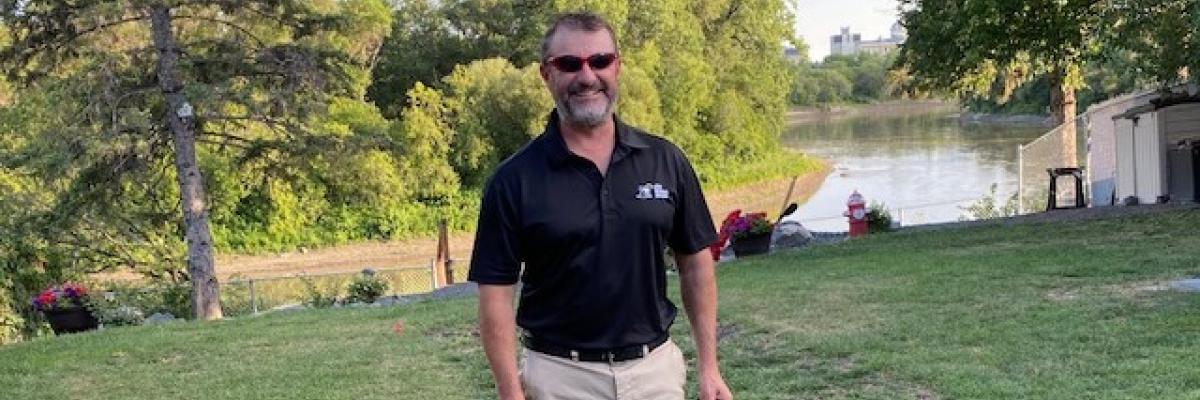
897;0;1108;167
0;0;392;319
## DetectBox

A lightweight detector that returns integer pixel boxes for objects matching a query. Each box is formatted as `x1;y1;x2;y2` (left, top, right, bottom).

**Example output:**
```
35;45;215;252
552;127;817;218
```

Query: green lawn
3;210;1200;399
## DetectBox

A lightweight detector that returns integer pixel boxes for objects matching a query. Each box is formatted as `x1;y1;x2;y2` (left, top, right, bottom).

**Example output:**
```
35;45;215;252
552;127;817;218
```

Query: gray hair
539;12;620;63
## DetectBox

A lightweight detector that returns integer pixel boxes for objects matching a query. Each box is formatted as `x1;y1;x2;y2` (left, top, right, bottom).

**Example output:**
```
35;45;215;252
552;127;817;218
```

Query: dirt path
213;163;832;280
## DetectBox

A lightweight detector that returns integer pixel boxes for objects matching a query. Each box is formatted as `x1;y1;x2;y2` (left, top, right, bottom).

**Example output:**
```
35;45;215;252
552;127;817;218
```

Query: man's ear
539;64;550;82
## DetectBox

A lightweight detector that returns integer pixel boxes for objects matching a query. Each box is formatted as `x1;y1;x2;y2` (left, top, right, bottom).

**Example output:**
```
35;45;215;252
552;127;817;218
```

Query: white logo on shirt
636;183;670;200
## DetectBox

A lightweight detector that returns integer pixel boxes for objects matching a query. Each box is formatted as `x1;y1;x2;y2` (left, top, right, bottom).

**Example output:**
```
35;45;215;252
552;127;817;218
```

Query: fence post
437;218;452;285
1017;143;1025;215
249;279;258;315
429;258;438;291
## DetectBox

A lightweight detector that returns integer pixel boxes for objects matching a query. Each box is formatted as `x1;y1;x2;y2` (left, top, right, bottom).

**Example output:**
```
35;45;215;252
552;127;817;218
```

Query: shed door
1115;118;1137;202
1133;112;1164;203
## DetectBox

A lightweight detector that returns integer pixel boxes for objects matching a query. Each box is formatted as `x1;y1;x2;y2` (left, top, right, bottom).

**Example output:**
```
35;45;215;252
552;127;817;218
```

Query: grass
4;209;1200;399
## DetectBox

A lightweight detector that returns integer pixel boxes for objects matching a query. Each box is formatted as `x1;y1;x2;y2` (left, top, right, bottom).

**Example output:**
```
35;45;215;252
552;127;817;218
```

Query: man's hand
699;370;732;400
676;249;732;400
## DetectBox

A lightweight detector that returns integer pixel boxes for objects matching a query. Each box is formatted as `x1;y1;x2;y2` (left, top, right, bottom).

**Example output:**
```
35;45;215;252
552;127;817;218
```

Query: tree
1105;0;1199;85
897;0;1107;167
367;0;551;117
0;0;391;319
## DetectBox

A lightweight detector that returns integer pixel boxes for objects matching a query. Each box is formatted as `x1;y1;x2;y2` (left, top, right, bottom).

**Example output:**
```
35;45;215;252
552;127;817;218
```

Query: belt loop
570;350;579;362
607;352;615;363
642;345;649;357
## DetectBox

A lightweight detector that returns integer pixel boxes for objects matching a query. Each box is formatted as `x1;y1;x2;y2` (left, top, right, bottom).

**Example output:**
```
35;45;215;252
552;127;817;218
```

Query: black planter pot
43;307;99;334
731;232;771;257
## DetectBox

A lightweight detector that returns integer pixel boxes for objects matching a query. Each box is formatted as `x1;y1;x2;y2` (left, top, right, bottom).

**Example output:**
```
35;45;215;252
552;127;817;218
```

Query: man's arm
478;284;523;400
676;249;732;400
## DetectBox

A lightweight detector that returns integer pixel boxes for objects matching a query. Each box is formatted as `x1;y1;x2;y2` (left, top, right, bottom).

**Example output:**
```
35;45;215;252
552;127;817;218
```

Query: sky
794;0;902;61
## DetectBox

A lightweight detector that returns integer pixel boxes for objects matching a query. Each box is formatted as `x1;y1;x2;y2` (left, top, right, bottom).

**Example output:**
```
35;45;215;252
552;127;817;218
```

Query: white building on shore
830;23;906;57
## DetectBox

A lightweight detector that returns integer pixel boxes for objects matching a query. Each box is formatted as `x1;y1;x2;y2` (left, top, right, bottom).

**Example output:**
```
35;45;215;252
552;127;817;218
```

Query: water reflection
783;111;1046;231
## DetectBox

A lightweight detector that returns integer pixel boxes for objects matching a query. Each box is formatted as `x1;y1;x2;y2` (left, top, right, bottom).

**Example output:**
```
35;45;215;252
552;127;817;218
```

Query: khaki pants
520;339;687;400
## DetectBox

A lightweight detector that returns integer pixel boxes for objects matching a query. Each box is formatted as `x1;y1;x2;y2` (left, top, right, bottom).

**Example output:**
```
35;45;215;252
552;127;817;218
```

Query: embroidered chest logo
635;183;670;200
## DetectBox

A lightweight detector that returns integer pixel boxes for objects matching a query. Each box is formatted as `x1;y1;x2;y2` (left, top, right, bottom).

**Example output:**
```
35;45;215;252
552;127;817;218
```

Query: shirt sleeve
468;175;523;285
668;147;718;255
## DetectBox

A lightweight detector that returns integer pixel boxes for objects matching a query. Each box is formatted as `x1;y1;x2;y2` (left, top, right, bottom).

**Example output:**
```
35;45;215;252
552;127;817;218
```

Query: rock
772;221;814;250
1171;279;1200;292
144;312;176;325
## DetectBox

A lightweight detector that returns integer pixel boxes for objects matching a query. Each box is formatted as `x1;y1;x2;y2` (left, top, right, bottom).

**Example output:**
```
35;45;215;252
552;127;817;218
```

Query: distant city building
830;22;906;57
783;46;805;63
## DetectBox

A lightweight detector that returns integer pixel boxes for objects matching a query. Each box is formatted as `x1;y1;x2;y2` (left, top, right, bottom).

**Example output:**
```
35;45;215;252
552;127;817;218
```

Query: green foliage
964;51;1159;115
866;201;894;233
345;271;389;304
899;1;1196;117
373;0;797;187
367;0;550;116
91;301;147;327
896;0;1103;98
1105;0;1199;86
1;0;811;331
961;184;1020;220
790;53;898;105
0;280;22;345
300;276;340;309
440;59;552;187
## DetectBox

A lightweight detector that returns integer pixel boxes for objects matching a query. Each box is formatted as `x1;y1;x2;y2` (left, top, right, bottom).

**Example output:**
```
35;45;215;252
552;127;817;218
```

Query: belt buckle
570;350;580;362
606;351;615;363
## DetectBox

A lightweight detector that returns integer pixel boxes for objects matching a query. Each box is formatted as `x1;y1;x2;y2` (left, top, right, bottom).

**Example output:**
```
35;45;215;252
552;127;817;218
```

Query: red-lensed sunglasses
544;53;619;73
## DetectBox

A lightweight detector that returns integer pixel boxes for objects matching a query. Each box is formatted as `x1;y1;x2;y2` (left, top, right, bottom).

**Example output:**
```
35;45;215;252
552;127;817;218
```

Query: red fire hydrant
844;190;869;238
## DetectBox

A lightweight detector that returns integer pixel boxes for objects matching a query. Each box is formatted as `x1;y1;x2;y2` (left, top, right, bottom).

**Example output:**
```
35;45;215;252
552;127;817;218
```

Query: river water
781;109;1047;231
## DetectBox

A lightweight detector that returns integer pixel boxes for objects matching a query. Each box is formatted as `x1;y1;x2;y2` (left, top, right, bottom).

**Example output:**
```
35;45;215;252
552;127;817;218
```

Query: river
782;106;1047;231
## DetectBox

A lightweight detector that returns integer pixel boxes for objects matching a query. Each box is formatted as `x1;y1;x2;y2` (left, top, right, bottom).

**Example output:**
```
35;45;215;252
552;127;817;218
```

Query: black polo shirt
468;110;717;350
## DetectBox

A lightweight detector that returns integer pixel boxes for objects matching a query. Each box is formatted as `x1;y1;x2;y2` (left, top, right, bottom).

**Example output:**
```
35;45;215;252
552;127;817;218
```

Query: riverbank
787;100;958;125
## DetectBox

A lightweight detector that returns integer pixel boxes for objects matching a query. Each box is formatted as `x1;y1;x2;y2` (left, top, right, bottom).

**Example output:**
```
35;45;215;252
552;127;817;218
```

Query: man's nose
574;62;599;82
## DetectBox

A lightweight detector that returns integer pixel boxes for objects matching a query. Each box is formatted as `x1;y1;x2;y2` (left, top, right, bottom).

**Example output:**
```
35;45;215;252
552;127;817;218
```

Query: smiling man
469;12;732;400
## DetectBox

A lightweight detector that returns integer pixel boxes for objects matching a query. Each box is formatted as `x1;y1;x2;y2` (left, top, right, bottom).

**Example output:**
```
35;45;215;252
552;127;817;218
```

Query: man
469;12;732;400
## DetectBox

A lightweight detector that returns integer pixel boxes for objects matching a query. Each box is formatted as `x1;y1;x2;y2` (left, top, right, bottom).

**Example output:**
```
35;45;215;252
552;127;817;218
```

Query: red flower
711;210;743;261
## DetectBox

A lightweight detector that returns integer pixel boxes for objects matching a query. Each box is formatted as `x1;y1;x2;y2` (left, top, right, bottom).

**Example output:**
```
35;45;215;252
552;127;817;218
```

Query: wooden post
248;279;258;315
437;218;452;285
780;175;799;215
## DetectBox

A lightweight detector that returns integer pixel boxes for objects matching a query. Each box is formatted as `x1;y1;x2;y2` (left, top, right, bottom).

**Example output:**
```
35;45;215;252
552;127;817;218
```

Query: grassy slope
4;210;1200;399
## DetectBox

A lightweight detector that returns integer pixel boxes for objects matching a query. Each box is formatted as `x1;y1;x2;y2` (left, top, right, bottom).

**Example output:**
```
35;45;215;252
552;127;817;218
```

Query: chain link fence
1018;118;1089;214
218;258;471;317
90;258;472;320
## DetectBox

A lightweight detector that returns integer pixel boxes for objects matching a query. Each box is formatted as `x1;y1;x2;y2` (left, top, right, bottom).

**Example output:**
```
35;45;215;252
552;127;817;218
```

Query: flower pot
731;232;772;257
43;307;99;334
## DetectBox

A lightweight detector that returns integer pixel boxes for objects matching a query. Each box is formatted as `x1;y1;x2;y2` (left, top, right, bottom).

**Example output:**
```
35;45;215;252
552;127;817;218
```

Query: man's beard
556;80;617;128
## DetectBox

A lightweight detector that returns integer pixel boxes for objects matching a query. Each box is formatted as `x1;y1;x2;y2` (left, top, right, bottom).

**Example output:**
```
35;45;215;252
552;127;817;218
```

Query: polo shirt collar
543;109;649;167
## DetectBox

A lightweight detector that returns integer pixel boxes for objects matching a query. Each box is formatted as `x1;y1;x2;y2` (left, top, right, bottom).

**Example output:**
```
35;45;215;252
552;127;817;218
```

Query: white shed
1083;91;1158;206
1109;91;1200;205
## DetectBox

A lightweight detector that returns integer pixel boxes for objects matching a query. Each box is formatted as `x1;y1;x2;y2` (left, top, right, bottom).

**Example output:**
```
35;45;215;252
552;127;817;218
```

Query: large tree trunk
149;5;223;320
1048;67;1079;168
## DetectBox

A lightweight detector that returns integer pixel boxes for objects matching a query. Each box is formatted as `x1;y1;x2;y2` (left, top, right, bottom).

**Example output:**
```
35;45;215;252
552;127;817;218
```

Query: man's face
540;28;620;128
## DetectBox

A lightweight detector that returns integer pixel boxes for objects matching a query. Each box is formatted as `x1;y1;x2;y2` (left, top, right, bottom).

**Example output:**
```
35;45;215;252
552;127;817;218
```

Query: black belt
522;334;669;363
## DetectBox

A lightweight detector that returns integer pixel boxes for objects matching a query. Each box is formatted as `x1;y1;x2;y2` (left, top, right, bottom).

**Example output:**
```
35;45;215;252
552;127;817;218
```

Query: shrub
961;184;1020;220
92;301;145;327
346;270;389;304
301;276;340;308
0;281;23;345
101;282;192;320
867;202;894;233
